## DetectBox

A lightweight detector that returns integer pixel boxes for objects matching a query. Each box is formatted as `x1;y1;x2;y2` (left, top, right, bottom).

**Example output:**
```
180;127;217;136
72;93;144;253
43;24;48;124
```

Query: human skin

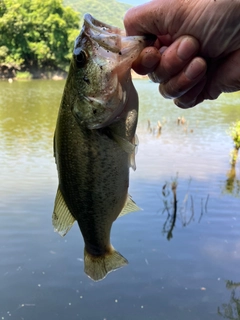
124;0;240;108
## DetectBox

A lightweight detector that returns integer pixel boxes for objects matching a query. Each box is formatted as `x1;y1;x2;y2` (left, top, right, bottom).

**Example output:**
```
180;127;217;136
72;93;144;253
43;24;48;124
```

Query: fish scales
53;13;147;281
56;108;129;248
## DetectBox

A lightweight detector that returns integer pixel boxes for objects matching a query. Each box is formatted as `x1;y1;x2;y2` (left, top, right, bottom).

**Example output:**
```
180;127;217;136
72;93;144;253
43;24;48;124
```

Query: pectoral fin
129;134;138;171
111;132;135;154
111;132;138;170
118;194;141;218
52;187;75;236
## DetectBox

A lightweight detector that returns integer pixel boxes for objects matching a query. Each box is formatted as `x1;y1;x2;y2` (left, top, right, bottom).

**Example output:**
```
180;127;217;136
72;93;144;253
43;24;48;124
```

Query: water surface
0;80;240;320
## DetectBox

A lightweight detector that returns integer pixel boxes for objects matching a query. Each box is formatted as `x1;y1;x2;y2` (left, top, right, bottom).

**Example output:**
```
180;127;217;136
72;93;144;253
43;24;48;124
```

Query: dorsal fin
52;187;75;236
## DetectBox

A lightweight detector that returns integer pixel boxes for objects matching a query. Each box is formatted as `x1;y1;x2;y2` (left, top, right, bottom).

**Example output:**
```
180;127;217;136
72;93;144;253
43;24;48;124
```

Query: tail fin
84;246;128;281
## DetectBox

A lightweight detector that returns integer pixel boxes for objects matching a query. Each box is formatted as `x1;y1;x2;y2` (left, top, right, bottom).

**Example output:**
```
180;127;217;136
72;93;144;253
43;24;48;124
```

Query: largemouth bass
53;14;146;281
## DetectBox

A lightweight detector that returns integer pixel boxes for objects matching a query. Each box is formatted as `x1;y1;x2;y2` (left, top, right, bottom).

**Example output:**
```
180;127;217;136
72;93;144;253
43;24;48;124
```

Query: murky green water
1;79;240;320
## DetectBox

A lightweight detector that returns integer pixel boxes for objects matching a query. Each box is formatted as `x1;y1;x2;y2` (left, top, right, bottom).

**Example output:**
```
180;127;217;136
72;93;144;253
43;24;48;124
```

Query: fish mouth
84;13;126;36
81;13;156;54
82;13;126;54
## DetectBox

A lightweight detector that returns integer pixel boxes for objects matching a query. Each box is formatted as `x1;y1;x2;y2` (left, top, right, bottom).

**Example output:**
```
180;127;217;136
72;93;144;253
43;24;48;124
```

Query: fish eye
75;50;87;68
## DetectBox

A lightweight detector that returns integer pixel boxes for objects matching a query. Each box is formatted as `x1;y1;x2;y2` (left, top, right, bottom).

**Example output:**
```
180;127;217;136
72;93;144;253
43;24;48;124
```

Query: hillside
63;0;131;29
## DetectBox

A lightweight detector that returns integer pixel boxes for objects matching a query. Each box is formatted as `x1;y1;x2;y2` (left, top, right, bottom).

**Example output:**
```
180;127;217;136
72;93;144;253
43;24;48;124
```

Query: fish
52;13;147;281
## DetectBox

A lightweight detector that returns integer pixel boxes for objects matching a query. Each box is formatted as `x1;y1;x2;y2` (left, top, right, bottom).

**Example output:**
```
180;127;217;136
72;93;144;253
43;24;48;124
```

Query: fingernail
174;99;194;109
184;58;206;80
159;46;167;55
177;37;198;61
174;100;184;108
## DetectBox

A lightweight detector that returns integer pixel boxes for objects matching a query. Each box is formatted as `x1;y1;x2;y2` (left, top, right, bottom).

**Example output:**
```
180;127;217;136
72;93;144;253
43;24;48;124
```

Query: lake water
1;79;240;320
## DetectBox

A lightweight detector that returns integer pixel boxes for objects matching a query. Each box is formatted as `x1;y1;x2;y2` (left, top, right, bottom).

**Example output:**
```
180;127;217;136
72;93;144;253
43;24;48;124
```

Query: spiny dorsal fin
52;187;75;237
118;194;141;218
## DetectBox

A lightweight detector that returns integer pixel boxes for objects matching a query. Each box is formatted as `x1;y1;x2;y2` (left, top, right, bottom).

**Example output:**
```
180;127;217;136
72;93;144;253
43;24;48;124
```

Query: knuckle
148;71;162;83
159;81;178;99
161;56;179;79
160;80;186;99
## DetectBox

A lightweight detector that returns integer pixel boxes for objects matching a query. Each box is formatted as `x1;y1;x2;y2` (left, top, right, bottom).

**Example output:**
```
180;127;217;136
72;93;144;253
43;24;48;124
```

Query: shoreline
1;66;148;81
0;64;68;81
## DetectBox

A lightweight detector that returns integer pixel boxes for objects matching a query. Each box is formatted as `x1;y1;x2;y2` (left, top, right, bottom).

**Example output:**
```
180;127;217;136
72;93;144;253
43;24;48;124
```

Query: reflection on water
218;281;240;319
1;79;240;319
159;175;209;241
223;166;240;198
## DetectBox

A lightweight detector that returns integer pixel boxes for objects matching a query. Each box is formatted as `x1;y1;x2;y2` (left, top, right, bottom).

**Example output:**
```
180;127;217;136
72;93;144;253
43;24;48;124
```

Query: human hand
124;0;240;108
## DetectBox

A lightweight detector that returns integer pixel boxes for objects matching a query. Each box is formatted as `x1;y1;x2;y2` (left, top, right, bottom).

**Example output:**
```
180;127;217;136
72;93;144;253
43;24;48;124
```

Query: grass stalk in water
228;120;240;167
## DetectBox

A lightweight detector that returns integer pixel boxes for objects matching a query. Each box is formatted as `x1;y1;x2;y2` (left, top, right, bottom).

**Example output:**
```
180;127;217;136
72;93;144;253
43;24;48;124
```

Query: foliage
0;0;131;74
15;70;31;79
227;120;240;166
228;121;240;150
230;148;239;166
222;121;240;197
218;282;240;320
0;0;80;71
63;0;131;29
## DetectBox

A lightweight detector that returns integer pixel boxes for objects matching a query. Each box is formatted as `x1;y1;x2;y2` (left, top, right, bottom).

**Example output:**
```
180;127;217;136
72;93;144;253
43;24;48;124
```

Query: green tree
64;0;131;29
0;0;79;72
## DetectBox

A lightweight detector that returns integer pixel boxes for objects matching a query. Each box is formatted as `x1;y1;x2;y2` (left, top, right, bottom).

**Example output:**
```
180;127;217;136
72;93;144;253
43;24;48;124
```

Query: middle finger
149;35;200;83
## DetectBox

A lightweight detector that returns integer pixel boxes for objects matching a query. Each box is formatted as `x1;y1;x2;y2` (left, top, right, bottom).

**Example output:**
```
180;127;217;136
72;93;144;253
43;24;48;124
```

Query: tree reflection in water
160;175;209;240
224;120;240;198
223;166;240;198
218;281;240;319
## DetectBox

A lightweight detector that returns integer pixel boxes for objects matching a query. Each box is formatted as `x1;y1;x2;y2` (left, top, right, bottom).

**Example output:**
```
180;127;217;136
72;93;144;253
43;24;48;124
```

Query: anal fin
118;194;141;218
